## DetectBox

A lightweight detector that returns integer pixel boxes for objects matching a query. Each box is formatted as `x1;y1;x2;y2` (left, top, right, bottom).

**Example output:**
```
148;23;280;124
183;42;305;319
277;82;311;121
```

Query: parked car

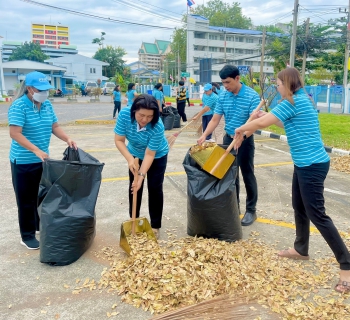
103;82;115;95
85;81;98;96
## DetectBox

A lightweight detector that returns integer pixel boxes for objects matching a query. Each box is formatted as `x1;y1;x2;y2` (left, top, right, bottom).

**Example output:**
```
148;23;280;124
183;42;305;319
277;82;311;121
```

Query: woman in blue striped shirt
112;85;121;119
114;94;169;238
8;71;77;250
126;83;138;107
234;67;350;293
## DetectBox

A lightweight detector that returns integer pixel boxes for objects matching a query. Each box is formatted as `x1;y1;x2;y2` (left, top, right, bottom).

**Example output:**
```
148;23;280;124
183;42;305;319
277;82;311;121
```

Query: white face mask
31;90;49;103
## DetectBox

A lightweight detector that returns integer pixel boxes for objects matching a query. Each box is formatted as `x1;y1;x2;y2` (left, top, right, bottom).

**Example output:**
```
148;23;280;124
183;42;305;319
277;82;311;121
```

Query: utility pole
289;0;299;67
342;2;350;97
177;50;181;83
224;30;227;63
301;18;310;83
259;28;266;86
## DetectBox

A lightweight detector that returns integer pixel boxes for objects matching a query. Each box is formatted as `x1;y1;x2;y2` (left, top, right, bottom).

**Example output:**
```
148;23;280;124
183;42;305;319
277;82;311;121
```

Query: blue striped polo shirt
114;107;169;159
202;92;218;116
152;89;163;104
270;89;329;167
8;94;58;164
113;90;121;102
215;83;260;135
126;89;137;107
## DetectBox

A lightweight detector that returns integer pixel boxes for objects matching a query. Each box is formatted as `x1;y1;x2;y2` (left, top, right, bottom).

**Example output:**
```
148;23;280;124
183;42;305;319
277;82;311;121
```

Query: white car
103;82;116;95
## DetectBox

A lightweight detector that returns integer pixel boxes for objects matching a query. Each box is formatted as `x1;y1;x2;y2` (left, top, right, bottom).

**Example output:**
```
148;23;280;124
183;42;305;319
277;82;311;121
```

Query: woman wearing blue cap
192;83;218;142
8;71;77;250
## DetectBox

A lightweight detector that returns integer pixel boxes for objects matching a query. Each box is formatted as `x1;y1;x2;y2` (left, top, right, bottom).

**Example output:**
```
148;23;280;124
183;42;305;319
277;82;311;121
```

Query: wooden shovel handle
209;100;265;175
131;157;139;236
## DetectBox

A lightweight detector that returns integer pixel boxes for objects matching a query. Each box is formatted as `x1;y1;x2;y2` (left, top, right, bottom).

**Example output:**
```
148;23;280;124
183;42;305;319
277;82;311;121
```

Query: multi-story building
1;41;78;62
138;40;171;71
187;14;275;83
31;23;69;49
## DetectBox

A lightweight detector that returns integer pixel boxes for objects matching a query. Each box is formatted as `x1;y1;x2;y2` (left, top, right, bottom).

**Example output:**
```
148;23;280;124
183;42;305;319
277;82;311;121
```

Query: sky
0;1;347;64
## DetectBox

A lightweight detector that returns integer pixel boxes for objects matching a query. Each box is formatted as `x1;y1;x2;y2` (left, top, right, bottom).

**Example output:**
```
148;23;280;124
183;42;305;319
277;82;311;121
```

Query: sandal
335;280;350;294
277;248;309;260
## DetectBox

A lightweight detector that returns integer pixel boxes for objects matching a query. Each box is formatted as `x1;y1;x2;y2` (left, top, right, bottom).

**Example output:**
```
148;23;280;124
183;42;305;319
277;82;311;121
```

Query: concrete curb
255;129;350;156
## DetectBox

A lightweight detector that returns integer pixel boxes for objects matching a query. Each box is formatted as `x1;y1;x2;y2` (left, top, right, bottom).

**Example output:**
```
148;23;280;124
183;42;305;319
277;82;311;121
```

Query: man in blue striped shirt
198;65;260;226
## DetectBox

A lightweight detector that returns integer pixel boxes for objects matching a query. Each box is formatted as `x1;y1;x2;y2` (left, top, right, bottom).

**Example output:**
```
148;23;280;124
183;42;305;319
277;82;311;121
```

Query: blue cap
204;83;212;91
25;71;54;90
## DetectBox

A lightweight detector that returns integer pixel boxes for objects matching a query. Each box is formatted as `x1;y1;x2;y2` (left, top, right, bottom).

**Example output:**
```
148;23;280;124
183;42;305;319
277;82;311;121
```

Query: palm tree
92;32;106;48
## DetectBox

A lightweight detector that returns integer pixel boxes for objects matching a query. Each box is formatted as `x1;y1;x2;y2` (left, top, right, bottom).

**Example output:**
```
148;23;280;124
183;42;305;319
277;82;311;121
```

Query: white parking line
324;188;350;196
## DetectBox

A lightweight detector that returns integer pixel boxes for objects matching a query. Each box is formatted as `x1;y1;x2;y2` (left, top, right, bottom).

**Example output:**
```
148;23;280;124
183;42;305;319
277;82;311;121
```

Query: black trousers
186;98;190;107
10;161;42;241
292;161;350;270
176;100;187;121
113;101;121;117
128;154;168;229
223;134;258;213
202;115;213;140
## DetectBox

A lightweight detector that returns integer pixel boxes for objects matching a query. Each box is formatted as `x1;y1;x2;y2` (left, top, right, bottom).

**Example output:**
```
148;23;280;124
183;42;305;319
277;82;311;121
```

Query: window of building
219;35;224;41
219;47;224;52
90;68;96;74
246;38;254;43
226;36;233;41
194;69;199;75
194;32;206;39
209;47;218;52
246;49;254;54
236;49;244;54
209;34;218;40
236;37;244;42
245;61;253;66
259;39;262;44
226;48;234;53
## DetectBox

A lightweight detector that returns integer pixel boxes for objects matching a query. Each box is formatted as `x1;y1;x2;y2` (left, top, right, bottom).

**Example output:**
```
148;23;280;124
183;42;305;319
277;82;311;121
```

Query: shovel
119;158;157;255
190;100;266;179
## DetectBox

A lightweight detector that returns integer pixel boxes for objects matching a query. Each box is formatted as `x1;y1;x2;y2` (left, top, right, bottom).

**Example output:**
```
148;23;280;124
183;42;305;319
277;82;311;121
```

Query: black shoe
20;238;40;250
241;211;257;226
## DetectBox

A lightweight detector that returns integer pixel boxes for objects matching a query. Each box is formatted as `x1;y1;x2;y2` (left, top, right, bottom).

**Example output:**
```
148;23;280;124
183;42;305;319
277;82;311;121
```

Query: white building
2;60;67;95
45;54;109;84
187;14;275;83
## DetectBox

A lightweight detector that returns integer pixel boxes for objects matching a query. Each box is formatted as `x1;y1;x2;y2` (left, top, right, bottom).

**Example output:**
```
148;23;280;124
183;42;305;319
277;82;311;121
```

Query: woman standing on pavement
8;71;77;250
126;83;138;107
234;67;350;294
112;85;121;119
114;94;169;239
152;83;164;114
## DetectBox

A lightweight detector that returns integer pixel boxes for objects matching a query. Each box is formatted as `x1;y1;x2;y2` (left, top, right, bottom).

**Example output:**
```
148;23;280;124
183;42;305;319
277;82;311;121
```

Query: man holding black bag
176;80;187;125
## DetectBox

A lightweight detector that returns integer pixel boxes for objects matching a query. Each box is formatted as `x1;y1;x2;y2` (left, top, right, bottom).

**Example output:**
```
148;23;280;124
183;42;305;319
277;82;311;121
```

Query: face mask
31;90;49;103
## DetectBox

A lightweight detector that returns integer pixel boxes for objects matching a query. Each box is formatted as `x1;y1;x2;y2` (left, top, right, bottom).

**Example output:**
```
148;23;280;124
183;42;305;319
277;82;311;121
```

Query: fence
267;85;350;114
136;85;201;99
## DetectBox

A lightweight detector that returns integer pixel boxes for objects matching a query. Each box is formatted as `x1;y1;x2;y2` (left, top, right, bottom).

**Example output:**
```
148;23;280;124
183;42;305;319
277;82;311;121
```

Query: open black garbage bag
183;146;242;242
38;147;104;266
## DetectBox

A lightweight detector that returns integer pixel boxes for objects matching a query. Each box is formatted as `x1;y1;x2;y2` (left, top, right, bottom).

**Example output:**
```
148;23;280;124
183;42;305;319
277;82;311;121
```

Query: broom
166;115;202;149
149;294;278;320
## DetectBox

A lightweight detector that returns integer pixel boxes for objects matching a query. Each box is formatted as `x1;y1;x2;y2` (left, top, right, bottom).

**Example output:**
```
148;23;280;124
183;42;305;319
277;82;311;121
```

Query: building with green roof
138;39;171;71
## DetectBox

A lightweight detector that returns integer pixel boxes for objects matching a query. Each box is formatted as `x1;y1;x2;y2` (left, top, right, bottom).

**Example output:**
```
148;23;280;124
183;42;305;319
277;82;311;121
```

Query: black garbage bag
38;147;104;266
164;106;180;129
183;146;242;242
161;110;175;130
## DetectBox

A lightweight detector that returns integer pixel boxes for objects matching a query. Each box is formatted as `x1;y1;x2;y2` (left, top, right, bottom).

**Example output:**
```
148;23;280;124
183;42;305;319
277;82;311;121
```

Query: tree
8;42;49;62
192;0;252;29
92;32;106;48
255;25;285;34
93;45;127;78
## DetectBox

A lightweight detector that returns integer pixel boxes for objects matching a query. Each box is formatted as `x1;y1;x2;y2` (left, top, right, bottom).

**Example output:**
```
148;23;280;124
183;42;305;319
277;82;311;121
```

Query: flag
187;0;195;7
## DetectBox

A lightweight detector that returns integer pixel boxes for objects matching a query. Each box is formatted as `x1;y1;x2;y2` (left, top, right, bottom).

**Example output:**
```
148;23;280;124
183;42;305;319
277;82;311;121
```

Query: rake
166;115;202;149
149;294;278;320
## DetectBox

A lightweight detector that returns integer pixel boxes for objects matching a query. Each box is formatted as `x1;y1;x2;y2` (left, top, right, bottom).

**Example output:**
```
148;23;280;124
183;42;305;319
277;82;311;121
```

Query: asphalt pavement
0;99;350;319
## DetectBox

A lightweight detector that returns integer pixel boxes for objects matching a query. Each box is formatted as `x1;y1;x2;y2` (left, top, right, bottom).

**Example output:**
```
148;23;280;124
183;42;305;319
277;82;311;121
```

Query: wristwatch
138;172;146;177
243;134;247;140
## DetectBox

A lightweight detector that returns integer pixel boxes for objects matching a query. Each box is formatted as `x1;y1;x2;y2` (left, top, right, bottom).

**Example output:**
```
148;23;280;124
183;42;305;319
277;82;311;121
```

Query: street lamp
0;36;6;96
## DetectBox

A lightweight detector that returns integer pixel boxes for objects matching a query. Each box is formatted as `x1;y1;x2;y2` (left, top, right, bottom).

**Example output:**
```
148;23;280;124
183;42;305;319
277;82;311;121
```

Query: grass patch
264;113;350;150
165;97;202;104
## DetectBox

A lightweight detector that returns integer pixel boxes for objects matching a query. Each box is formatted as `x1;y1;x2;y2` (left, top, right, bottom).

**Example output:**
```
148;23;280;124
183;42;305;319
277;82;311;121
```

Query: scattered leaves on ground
331;156;350;174
72;235;350;319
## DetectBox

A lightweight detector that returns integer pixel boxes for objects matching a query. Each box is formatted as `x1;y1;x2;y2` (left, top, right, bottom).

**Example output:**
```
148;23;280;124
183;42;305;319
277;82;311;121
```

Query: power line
20;0;179;30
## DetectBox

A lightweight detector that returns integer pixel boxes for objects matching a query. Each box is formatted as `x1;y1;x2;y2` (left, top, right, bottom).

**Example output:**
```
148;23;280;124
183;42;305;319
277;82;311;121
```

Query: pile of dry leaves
331;156;350;174
73;235;350;319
